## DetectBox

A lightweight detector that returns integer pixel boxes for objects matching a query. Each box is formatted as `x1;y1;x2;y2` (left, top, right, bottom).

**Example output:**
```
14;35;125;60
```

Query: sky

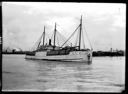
2;2;126;51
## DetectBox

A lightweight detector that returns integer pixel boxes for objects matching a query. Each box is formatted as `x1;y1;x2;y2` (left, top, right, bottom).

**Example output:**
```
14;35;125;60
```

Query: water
2;55;125;92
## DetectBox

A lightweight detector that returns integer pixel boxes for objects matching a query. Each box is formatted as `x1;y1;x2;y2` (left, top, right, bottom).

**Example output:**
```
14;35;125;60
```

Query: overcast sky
2;2;126;51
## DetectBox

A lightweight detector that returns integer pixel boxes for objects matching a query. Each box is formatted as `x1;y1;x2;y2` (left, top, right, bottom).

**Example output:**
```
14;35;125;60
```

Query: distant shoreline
2;51;125;57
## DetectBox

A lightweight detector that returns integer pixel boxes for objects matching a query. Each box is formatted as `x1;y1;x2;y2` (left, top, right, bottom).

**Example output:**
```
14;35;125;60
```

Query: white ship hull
25;50;92;62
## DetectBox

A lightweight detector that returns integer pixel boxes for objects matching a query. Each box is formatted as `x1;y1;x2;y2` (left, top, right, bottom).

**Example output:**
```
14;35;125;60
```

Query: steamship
25;16;93;62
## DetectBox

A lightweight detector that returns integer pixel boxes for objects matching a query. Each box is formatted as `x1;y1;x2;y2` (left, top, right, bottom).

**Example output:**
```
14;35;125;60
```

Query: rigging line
56;34;60;46
50;30;55;45
38;33;44;47
44;33;50;45
83;25;93;50
61;25;80;47
59;32;70;46
32;31;44;51
51;30;54;39
75;29;79;46
56;30;65;41
55;32;58;46
56;30;67;41
56;24;72;46
56;23;66;33
56;23;75;45
31;41;40;51
56;31;65;46
45;33;50;39
56;30;70;46
57;30;66;40
56;30;71;46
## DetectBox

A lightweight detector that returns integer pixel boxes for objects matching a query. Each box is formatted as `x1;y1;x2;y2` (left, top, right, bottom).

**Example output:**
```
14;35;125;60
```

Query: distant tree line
93;50;125;56
2;49;125;56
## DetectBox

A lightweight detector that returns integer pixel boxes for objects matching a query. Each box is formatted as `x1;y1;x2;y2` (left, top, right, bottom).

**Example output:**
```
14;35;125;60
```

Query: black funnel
49;39;51;45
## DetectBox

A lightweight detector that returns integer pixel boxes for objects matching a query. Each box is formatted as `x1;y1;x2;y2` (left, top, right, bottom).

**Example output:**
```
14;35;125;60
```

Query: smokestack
49;39;51;45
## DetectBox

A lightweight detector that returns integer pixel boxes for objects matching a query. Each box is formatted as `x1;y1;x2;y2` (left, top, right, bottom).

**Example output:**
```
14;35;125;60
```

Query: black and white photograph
2;2;126;92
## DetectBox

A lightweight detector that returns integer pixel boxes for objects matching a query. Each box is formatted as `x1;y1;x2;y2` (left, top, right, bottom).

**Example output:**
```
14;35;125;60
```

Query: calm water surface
2;55;125;92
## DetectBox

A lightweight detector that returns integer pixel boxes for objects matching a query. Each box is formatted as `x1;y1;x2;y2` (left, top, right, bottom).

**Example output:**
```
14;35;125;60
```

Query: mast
79;15;82;50
42;26;45;46
53;23;57;49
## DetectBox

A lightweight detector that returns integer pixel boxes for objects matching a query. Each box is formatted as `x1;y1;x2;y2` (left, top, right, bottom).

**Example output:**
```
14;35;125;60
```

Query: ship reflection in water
2;55;125;92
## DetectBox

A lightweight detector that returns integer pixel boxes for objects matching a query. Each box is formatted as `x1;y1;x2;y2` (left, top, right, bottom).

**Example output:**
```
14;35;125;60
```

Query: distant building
110;48;113;52
6;47;12;52
12;49;16;53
